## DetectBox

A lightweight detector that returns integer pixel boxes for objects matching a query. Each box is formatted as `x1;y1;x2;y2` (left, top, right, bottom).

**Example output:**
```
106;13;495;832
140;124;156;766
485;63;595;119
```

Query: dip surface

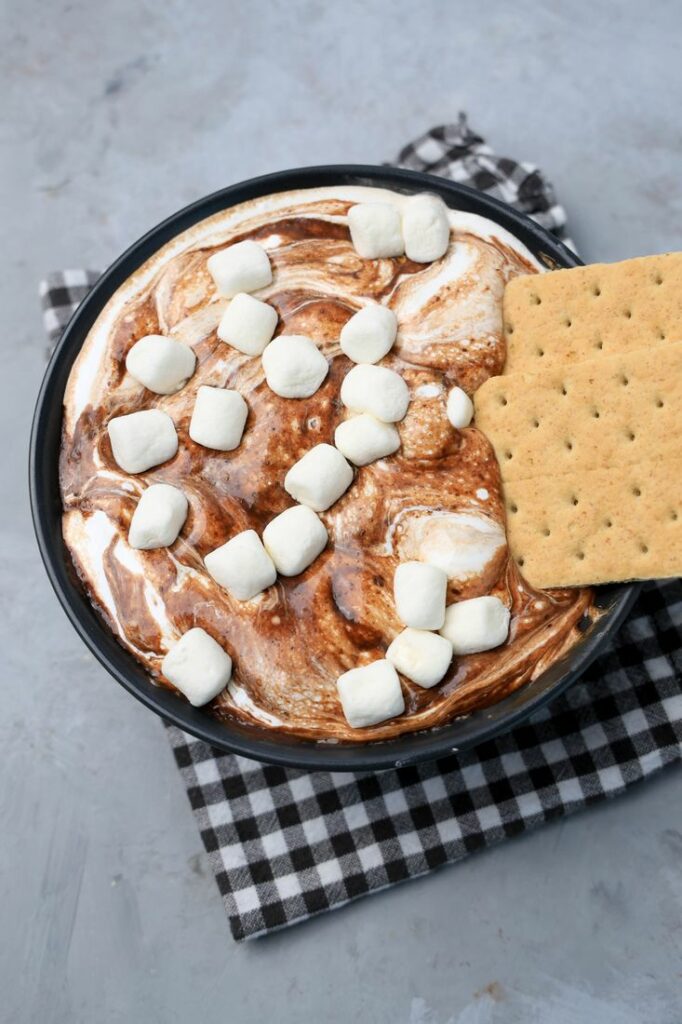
60;186;592;741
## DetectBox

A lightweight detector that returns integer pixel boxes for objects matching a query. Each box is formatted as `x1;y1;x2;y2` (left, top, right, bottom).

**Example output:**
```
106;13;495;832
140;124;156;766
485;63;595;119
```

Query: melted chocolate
60;190;593;741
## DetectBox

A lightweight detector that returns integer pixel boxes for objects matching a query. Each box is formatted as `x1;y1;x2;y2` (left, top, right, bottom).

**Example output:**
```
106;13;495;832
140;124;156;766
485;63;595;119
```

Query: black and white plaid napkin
41;115;682;941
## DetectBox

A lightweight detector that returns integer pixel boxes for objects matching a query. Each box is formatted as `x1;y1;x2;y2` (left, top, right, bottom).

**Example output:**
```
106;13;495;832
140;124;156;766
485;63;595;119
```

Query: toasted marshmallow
262;504;328;576
400;511;506;584
128;483;188;550
348;203;404;259
439;595;510;655
125;335;196;395
337;659;405;728
217;292;278;356
189;386;248;451
261;334;329;399
386;628;453;689
205;530;276;601
207;240;272;298
334;414;400;466
394;561;447;630
162;627;232;707
339;304;398;364
402;193;450;263
340;364;409;423
108;409;178;474
284;443;354;512
446;386;474;428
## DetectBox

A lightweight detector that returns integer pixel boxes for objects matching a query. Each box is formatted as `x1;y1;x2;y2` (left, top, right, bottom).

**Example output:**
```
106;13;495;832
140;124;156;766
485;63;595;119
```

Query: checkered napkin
41;115;682;941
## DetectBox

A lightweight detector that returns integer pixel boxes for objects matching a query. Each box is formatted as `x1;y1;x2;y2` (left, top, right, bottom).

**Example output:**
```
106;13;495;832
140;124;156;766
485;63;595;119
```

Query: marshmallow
108;409;178;474
386;628;453;689
162;627;232;707
446;386;474;429
334;414;400;466
393;561;447;629
339;304;398;364
439;595;510;655
125;335;196;395
217;292;278;356
207;240;272;298
189;386;248;451
205;530;276;601
340;364;409;423
284;443;354;512
348;203;404;259
262;504;328;576
402;193;450;263
128;483;188;550
336;659;405;728
261;334;329;399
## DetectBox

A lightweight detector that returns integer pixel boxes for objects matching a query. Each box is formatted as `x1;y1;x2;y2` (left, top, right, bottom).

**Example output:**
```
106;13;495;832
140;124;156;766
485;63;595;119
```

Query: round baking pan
30;165;638;771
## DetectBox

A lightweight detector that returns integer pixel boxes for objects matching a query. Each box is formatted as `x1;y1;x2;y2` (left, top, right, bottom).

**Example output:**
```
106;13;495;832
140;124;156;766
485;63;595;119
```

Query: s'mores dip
60;186;594;741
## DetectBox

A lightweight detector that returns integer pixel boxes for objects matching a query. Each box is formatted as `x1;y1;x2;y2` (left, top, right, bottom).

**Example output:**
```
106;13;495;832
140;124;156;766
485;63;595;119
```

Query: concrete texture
2;1;682;1020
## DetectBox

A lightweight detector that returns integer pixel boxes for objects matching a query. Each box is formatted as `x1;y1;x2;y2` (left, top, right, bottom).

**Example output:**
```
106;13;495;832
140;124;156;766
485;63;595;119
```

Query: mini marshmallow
340;364;409;423
261;334;329;399
205;530;276;601
402;193;450;263
128;483;188;550
284;443;354;512
207;240;272;298
386;628;453;689
162;627;232;707
262;504;328;576
336;659;405;728
339;304;398;364
108;409;178;474
189;386;248;451
393;561;447;630
334;414;400;466
439;595;510;655
217;292;278;356
347;203;404;259
446;386;474;428
125;335;196;395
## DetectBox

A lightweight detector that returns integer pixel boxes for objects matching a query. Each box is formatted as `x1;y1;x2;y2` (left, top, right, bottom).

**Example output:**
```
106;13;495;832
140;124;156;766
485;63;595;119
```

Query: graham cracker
503;252;682;374
475;342;682;482
499;461;682;589
475;255;682;587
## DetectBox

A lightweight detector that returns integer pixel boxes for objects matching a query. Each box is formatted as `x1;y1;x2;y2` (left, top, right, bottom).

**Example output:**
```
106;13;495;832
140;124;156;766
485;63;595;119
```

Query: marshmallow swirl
60;185;593;741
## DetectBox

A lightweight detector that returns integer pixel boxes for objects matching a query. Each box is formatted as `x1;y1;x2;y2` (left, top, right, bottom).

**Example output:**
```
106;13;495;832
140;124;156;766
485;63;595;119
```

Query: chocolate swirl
60;186;593;741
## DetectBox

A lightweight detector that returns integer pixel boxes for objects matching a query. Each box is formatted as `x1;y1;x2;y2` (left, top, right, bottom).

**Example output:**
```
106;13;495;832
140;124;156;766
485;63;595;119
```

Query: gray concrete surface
2;1;682;1020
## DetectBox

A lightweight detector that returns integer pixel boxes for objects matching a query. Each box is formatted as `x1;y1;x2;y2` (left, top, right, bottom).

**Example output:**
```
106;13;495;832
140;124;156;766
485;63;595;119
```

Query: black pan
29;165;638;771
